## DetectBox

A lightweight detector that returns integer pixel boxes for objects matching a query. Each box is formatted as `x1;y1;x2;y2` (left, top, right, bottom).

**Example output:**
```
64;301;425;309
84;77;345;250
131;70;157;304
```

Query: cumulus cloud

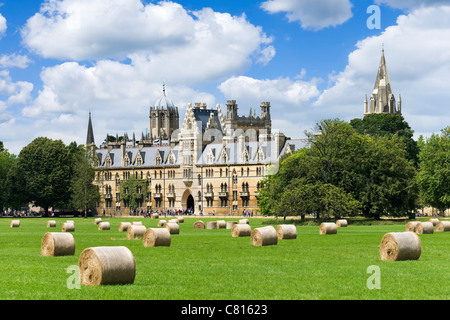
375;0;450;10
21;0;274;81
0;13;6;37
260;0;353;30
314;5;450;136
0;54;32;69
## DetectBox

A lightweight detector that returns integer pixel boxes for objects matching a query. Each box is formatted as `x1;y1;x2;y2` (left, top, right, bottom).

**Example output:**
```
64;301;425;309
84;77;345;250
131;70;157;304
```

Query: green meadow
0;217;448;300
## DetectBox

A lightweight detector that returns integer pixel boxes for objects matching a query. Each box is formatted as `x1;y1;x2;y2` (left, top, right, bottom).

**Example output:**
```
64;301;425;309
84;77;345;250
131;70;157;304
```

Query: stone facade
91;86;306;216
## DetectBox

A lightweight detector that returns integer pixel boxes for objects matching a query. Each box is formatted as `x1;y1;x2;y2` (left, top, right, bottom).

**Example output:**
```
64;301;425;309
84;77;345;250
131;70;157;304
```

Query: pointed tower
149;83;179;143
365;47;401;116
86;112;95;146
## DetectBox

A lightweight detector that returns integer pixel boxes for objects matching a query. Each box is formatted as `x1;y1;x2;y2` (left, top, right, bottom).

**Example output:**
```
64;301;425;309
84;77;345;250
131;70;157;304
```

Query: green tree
70;147;101;217
7;137;74;216
119;176;149;211
417;127;450;214
0;144;16;209
350;113;420;166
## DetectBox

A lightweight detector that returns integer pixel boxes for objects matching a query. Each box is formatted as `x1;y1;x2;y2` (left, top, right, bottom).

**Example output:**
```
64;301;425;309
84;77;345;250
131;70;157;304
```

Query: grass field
0;216;448;300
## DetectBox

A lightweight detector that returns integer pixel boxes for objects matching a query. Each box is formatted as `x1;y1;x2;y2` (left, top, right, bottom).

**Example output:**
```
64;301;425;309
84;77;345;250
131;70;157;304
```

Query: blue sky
1;0;449;154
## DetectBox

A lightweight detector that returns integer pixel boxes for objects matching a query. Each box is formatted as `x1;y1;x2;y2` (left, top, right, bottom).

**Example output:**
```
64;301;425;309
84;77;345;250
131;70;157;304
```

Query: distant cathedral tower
149;84;179;142
86;111;95;146
364;47;402;116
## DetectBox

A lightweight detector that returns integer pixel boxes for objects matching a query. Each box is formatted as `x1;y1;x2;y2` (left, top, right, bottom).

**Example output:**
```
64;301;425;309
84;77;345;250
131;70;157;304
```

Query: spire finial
382;42;384;53
163;81;166;95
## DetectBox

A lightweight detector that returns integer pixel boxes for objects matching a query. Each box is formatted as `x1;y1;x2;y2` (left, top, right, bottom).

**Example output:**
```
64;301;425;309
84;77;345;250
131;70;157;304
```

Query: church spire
86;111;95;146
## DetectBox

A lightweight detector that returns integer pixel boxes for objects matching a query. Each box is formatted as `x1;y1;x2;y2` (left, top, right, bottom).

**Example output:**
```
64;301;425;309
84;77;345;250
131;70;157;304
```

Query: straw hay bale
47;220;56;228
62;222;75;232
41;232;75;256
127;225;146;239
239;219;249;224
231;224;251;237
66;220;74;224
380;232;421;261
226;221;237;229
94;218;102;224
276;224;297;239
118;222;131;232
429;218;439;226
251;226;278;246
336;219;348;227
143;228;171;247
436;221;450;232
164;222;180;234
78;246;135;286
207;221;218;229
177;216;184;223
217;220;226;229
10;220;20;227
416;222;434;234
151;213;160;219
157;220;167;227
406;221;420;232
194;220;205;229
98;222;110;230
319;222;337;235
169;219;179;224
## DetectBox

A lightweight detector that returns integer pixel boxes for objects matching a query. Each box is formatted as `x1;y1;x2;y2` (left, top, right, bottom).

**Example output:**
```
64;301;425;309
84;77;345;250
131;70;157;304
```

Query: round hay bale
239;219;249;224
319;222;337;235
207;221;218;229
416;222;434;234
41;232;75;256
217;220;226;229
164;222;180;234
118;222;131;232
62;222;75;232
47;220;56;228
231;224;251;237
336;219;348;227
429;218;439;226
127;225;147;239
380;232;421;261
66;220;74;224
157;220;167;227
151;213;160;219
143;228;171;247
78;246;135;286
98;222;110;230
251;226;278;247
435;221;450;232
169;219;179;224
226;221;237;229
94;218;102;224
132;221;143;225
10;220;20;228
177;216;184;223
406;221;420;232
194;220;205;229
276;224;297;239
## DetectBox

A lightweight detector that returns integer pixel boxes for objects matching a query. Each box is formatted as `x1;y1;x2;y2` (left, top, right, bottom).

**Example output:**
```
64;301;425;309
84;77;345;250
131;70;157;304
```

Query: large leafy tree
258;119;418;220
350;113;420;166
6;137;74;215
0;143;16;209
119;175;149;211
417;127;450;214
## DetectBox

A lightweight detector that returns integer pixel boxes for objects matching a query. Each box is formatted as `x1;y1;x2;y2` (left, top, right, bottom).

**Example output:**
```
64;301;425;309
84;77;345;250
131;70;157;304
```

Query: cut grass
0;217;448;300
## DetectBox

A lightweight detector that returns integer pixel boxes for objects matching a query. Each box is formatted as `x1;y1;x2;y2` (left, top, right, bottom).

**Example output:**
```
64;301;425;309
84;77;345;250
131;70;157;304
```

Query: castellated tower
364;48;402;116
149;84;180;142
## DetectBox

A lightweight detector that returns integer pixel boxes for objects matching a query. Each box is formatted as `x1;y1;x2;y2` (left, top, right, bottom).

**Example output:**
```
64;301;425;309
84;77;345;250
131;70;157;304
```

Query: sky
1;0;449;155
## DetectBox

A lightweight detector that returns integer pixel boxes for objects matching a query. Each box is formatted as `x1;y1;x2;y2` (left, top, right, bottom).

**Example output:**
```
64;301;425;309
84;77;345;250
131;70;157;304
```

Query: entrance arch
181;189;195;214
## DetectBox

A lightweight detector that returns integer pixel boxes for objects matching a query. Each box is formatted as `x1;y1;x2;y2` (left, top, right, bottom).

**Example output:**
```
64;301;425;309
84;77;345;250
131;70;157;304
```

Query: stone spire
364;47;401;116
86;112;95;146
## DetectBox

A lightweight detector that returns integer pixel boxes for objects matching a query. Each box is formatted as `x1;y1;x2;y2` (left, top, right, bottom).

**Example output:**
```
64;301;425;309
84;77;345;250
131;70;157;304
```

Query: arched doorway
187;195;194;214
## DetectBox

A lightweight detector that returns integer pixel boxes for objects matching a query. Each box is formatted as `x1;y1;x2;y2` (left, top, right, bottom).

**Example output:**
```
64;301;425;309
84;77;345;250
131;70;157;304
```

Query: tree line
0;138;100;217
258;114;449;220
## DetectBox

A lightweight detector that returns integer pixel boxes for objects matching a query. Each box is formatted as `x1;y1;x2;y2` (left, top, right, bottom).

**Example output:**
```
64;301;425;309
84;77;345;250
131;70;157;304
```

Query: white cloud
21;0;273;83
314;5;450;135
375;0;450;10
0;54;32;69
256;46;276;66
0;13;6;37
260;0;353;30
